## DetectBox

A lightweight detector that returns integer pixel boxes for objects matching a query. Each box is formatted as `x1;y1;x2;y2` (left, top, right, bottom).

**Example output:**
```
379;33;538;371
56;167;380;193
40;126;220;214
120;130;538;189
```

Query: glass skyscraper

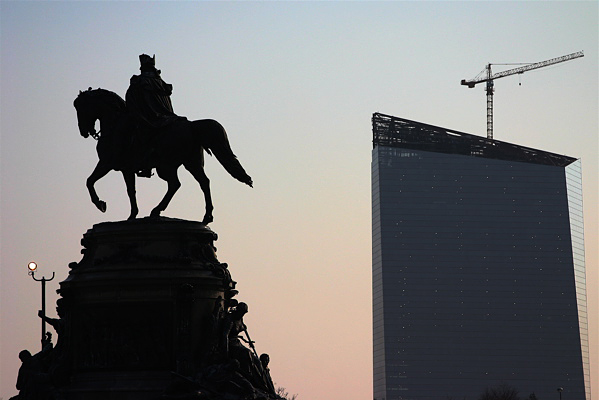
372;113;590;400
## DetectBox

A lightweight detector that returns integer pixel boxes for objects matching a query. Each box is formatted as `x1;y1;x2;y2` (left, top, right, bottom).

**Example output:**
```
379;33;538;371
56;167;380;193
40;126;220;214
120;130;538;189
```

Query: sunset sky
1;2;597;399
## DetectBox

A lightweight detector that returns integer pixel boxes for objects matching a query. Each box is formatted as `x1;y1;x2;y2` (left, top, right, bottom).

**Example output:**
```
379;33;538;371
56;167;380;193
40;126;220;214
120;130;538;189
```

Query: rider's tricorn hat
139;54;155;67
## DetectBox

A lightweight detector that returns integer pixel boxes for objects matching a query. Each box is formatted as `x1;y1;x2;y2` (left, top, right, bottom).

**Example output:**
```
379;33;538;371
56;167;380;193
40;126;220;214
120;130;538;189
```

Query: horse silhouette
74;88;252;224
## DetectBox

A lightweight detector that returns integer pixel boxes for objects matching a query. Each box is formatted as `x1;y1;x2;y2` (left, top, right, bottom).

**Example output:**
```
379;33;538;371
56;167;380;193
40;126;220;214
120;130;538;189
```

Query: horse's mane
75;88;126;111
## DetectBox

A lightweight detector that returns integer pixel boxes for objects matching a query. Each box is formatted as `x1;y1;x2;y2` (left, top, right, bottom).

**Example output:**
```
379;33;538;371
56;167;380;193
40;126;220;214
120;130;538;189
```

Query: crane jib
461;51;584;86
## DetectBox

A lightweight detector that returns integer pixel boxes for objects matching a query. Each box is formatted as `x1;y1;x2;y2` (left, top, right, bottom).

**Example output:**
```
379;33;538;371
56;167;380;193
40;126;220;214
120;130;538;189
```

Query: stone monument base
65;371;171;400
37;218;280;400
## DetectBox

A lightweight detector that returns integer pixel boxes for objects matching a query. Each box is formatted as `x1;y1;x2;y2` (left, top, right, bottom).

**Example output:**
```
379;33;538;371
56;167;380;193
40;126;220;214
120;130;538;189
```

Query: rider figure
126;54;179;177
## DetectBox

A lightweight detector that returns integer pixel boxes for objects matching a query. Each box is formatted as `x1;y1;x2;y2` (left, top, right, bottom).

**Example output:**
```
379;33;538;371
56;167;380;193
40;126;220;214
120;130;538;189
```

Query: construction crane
461;51;584;140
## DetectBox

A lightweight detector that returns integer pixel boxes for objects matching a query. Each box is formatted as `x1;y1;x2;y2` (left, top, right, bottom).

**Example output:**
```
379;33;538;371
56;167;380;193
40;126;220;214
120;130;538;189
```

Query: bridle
90;128;101;141
77;88;124;142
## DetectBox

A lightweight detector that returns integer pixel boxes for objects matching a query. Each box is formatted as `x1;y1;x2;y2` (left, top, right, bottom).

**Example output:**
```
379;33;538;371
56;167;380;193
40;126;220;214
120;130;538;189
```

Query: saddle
131;117;188;178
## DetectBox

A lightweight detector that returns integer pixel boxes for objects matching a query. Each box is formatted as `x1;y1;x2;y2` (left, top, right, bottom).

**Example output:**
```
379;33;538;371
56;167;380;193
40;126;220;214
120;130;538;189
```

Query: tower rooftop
372;112;576;167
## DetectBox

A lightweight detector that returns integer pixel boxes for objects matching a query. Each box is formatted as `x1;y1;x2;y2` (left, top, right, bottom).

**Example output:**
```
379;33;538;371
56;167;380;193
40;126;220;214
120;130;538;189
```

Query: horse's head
74;88;126;139
74;88;98;138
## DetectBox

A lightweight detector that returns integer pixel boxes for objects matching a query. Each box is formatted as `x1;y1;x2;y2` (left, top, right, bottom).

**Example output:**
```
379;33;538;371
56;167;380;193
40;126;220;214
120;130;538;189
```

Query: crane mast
461;51;584;140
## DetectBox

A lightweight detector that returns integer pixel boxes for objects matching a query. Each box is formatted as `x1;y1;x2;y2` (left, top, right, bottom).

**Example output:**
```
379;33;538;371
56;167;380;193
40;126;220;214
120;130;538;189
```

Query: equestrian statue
74;54;253;224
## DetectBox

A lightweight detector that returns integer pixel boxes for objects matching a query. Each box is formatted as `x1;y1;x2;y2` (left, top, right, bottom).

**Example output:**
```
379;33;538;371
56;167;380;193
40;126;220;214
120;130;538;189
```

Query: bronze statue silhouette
125;54;180;177
126;55;177;129
74;87;252;224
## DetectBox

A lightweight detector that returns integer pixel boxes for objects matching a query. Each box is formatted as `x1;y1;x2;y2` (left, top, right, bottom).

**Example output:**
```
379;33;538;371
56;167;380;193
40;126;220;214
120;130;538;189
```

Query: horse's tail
196;120;253;187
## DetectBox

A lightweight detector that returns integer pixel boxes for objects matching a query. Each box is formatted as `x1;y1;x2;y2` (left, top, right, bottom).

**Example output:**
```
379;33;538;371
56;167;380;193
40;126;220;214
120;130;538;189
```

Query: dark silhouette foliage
275;385;298;400
478;383;520;400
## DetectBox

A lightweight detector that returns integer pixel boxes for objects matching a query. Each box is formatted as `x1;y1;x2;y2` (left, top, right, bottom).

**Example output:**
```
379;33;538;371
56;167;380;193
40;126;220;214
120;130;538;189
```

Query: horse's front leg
87;161;111;213
122;171;139;220
184;160;213;224
150;166;181;218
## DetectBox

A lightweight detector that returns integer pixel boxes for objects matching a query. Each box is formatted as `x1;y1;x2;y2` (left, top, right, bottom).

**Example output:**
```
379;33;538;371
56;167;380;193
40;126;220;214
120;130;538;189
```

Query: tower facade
372;113;590;400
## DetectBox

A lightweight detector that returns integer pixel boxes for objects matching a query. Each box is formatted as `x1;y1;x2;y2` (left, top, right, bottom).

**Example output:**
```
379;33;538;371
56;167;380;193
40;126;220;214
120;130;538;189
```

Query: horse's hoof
202;215;214;225
150;210;161;218
127;208;138;221
96;201;107;213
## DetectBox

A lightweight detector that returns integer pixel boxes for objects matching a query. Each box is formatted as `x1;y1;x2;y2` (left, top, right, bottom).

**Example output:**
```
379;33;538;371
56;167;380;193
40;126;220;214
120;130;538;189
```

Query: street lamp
28;261;55;349
557;387;563;400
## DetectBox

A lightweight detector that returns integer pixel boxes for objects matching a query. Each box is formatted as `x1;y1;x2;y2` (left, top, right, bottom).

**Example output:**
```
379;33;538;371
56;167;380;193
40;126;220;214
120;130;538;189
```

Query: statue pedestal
58;217;235;400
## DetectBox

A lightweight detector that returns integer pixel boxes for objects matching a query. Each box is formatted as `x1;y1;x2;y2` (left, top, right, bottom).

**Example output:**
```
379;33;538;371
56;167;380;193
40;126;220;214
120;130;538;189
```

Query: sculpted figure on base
10;334;64;400
163;298;281;400
37;299;71;385
210;301;280;399
74;54;252;224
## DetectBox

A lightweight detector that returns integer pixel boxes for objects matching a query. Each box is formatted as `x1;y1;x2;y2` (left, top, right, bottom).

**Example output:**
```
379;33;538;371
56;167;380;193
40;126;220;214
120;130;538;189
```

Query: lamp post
557;387;563;400
28;262;55;349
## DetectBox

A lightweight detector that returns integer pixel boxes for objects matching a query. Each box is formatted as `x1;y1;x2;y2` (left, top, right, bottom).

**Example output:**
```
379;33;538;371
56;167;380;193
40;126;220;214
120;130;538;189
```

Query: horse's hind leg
184;159;213;224
87;161;111;213
122;171;139;220
150;166;181;218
